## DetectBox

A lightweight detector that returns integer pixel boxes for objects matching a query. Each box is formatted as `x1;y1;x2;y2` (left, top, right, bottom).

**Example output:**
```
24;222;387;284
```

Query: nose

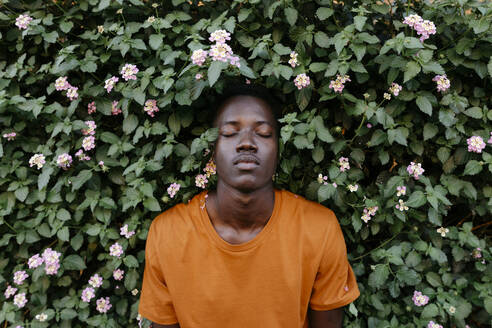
236;130;257;152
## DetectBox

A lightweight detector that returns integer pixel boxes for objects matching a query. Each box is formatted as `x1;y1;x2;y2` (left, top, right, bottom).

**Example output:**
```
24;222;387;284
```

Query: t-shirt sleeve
138;219;179;325
309;212;360;311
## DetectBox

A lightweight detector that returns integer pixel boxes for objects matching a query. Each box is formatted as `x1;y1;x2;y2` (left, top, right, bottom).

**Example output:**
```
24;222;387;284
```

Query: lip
233;154;260;165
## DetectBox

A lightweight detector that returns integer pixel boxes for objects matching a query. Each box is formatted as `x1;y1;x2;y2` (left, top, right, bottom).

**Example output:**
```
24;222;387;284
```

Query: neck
210;181;275;231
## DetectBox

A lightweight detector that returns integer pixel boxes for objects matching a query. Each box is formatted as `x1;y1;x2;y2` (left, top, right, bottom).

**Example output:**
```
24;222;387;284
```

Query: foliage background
0;0;491;327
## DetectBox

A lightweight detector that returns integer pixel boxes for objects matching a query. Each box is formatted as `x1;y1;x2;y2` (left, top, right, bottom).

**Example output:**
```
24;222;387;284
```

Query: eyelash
221;132;271;138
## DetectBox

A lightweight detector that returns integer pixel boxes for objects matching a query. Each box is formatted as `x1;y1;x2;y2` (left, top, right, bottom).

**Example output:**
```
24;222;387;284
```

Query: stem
353;232;401;261
4;220;17;233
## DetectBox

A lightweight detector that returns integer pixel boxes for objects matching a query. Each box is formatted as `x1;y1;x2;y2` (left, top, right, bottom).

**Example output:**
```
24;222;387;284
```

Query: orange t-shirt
139;189;359;327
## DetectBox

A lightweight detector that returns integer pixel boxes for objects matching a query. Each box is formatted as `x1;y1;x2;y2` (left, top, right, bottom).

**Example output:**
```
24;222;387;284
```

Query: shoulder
148;192;205;241
279;189;338;226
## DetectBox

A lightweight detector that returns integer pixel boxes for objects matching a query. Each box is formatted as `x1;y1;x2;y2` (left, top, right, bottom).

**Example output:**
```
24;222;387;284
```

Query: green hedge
0;0;491;327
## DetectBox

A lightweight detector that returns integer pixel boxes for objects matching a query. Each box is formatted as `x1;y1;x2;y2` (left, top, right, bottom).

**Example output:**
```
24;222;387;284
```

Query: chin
230;177;271;193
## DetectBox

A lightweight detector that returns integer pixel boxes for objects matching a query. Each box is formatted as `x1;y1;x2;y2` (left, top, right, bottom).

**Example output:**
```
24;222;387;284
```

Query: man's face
213;95;278;193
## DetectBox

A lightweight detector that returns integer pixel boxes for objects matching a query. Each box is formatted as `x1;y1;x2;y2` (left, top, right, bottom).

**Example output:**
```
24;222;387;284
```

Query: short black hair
212;81;283;135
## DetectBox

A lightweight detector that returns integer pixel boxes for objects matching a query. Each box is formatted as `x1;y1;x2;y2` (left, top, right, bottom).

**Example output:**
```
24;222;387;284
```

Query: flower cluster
121;64;139;81
467;136;486;153
120;224;135;239
29;154;46;170
427;321;443;328
395;199;409;211
412;290;429;306
317;174;328;185
432;74;450;92
144;99;159;117
472;247;482;259
348;184;358;192
96;297;112;313
191;29;241;69
294;73;310;90
3;132;16;140
89;273;103;288
403;14;436;42
437;227;449;237
82;121;97;136
88;101;96;114
329;74;351;93
396;186;406;197
57;153;73;170
82;136;96;151
167;183;181;198
42;248;62;275
204;160;216;177
4;285;17;299
389;83;402;96
195;174;208;188
112;100;122;115
488;132;492;144
13;271;29;285
104;76;119;93
15;14;33;30
113;269;124;281
407;162;424;180
361;206;378;223
13;292;27;308
109;242;124;257
75;149;91;161
338;157;350;172
288;51;298;68
28;254;43;269
35;313;48;322
54;76;78;101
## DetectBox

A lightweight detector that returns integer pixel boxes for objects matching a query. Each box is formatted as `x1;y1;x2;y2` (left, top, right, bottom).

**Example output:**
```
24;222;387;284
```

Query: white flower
35;313;48;322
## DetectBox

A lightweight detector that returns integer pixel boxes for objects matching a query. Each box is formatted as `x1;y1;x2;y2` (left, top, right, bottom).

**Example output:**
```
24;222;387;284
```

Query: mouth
233;154;260;165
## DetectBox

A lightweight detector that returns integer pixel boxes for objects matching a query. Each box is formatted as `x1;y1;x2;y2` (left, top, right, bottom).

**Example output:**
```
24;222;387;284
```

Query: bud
161;195;169;203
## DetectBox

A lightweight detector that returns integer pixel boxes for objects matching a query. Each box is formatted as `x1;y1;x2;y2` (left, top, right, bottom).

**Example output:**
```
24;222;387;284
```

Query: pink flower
402;14;423;28
96;297;112;313
111;100;122;115
82;120;97;136
317;174;328;185
82;136;96;151
195;73;203;80
488;132;492;144
389;83;402;96
13;270;29;285
472;247;482;259
203;161;216;177
104;76;119;93
81;287;95;302
467;136;486;153
4;285;17;299
109;242;123;257
191;49;208;66
87;101;96;114
29;154;46;169
42;248;61;275
55;77;70;91
338;157;350;172
361;206;378;223
89;274;103;288
3;132;17;141
294;73;310;90
228;55;241;68
415;19;436;42
13;292;27;308
167;183;181;198
57;153;73;170
412;290;429;306
143;99;159;117
395;199;409;211
427;321;443;328
28;254;44;269
366;123;372;128
113;269;124;281
329;75;350;93
15;14;33;30
195;174;208;189
66;86;78;101
407;162;424;180
288;51;298;68
120;224;135;239
209;29;231;44
396;186;406;196
432;74;450;92
209;43;233;62
98;160;105;167
75;149;91;161
121;64;139;81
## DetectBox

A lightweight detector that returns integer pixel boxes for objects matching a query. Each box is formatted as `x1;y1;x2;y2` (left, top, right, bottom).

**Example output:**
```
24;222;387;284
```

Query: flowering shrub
0;1;491;328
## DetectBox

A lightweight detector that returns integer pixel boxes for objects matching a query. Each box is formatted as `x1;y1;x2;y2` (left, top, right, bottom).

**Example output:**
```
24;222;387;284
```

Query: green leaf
71;170;93;191
63;254;87;270
368;265;389;289
314;31;331;48
60;309;77;320
421;304;438;318
416;96;432;116
426;272;442;287
313;116;335;143
143;197;161;211
123;255;139;268
296;87;311;111
57;227;70;242
463;160;482;175
403;61;421;83
318;184;336;202
464;107;482;119
284;7;298;26
316;7;334;20
312;146;324;163
429;247;447;264
423;123;438;141
43;31;59;43
406;191;426;208
15;187;28;202
208;60;225;87
123;114;139;134
149;34;163;50
273;43;291;56
354;16;367;32
57;208;71;221
60;21;74;33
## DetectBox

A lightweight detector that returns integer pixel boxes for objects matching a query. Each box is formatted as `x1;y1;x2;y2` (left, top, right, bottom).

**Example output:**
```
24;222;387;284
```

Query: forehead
215;95;275;125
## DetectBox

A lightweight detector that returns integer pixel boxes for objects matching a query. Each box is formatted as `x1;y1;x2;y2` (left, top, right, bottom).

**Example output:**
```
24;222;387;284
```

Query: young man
138;84;359;328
